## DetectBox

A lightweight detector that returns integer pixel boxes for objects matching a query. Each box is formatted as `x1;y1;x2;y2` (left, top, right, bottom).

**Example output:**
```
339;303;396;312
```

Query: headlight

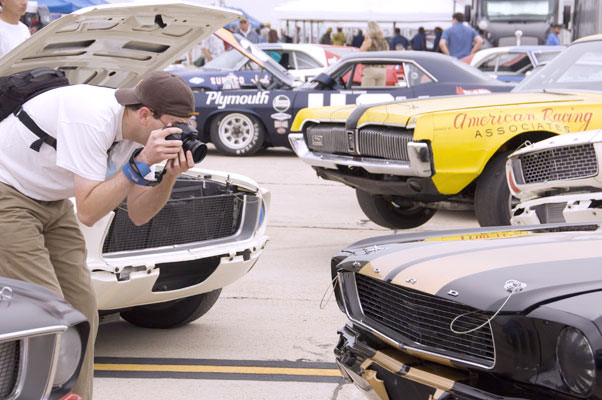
53;327;83;387
556;326;596;395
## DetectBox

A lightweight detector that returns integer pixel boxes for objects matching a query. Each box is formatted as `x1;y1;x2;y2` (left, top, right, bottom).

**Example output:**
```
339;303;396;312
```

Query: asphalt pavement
94;145;479;399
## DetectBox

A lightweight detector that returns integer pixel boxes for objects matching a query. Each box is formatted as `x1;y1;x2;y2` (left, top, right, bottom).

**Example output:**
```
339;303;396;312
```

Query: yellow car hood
292;91;598;131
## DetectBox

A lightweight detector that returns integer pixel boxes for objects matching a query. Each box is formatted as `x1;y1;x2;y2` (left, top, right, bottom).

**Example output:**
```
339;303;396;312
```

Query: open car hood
0;1;241;88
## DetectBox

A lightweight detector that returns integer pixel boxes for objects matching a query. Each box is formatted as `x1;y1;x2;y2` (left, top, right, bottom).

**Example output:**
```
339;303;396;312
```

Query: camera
165;122;207;163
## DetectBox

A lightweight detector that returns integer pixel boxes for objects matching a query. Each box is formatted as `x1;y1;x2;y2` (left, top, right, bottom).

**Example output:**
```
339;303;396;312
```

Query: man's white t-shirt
0;19;30;57
0;85;141;201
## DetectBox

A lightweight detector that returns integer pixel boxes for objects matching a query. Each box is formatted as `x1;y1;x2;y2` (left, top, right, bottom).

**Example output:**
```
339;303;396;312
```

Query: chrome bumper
288;133;432;177
512;192;602;225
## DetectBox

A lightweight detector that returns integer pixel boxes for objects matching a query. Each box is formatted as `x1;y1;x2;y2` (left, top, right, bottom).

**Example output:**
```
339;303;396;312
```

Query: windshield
514;41;602;92
483;0;553;21
532;50;561;64
204;48;248;70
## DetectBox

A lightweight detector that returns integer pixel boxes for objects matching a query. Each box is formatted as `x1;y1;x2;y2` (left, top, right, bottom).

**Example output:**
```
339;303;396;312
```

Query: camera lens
186;141;208;163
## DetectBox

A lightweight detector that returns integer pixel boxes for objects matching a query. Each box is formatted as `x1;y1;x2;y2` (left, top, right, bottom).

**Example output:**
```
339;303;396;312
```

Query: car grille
518;144;598;184
0;340;20;398
306;124;413;161
355;274;495;367
102;194;244;254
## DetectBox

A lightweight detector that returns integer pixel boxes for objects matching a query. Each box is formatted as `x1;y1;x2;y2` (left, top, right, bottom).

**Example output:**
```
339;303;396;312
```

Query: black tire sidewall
210;113;264;156
356;190;436;229
474;151;513;227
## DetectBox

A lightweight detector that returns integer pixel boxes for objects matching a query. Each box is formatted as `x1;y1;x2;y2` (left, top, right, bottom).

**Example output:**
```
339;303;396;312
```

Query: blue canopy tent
36;0;106;14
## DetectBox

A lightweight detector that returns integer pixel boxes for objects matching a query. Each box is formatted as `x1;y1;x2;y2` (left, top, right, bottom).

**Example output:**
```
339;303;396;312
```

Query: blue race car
177;40;513;156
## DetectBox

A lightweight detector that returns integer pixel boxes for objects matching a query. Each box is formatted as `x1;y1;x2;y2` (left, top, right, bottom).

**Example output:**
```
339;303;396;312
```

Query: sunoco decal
206;91;270;110
272;95;291;112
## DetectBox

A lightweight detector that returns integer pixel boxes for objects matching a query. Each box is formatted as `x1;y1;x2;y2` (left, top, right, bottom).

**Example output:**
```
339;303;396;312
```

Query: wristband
122;148;157;186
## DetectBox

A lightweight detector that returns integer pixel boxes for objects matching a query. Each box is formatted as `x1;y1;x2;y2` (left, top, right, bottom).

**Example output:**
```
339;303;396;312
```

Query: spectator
280;28;293;43
351;29;364;48
390;27;409;50
0;0;30;58
332;27;346;46
320;27;333;44
546;23;562;45
360;21;389;86
236;16;261;43
260;22;270;42
432;26;443;52
439;12;483;58
411;27;427;50
294;26;303;43
268;29;280;43
0;71;197;400
188;34;225;67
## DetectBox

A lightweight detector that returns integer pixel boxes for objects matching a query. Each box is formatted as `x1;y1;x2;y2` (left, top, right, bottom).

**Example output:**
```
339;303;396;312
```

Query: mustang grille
103;194;244;254
306;124;413;161
355;274;495;366
519;144;598;184
0;340;20;398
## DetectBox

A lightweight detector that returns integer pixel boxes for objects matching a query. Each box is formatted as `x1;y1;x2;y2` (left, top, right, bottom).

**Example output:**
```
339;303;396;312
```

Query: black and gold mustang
332;223;602;399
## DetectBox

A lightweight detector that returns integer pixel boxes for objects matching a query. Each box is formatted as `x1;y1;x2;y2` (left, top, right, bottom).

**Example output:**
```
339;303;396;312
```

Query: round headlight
556;327;596;395
53;327;83;387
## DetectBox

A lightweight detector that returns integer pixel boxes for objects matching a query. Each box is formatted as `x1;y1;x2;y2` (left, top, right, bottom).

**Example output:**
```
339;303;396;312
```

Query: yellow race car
289;35;602;228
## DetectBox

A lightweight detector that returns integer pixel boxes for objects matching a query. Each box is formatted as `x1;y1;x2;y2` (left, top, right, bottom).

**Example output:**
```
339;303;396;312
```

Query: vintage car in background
171;29;355;91
467;45;564;83
0;2;270;329
507;129;602;225
0;277;88;399
178;50;511;156
289;34;602;229
331;223;602;399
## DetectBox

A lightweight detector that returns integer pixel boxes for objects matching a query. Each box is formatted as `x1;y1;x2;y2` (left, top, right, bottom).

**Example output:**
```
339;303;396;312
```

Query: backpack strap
13;106;57;152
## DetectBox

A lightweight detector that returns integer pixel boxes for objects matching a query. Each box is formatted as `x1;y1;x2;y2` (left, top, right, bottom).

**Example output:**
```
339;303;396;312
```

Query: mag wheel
210;112;264;156
356;190;436;229
120;289;222;329
475;151;516;227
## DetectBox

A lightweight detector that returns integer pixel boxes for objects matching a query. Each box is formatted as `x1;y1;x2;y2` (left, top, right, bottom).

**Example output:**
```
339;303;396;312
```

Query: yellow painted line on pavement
95;363;342;377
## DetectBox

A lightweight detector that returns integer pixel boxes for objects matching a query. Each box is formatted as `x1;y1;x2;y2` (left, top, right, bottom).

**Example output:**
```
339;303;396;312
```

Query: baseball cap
115;71;195;118
240;16;249;23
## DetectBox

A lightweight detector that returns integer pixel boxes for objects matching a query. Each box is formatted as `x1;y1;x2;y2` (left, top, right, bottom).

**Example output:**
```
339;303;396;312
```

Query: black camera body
165;122;207;163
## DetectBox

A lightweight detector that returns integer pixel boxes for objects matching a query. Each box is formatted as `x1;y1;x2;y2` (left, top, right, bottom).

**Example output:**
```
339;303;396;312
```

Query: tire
210;113;264;156
120;289;222;329
356;190;436;229
474;151;514;227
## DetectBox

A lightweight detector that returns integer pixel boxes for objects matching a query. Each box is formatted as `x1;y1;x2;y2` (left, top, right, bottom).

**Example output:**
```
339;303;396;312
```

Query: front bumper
92;235;268;310
288;133;432;178
336;324;526;400
511;192;602;225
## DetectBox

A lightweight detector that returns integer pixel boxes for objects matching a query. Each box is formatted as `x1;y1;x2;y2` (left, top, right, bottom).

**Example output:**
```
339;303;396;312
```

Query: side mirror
312;72;336;88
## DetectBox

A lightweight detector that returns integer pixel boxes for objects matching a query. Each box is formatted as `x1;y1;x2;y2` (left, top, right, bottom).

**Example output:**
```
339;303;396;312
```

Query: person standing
332;27;346;46
188;33;225;67
0;0;30;57
236;16;261;43
0;71;197;399
432;26;443;52
260;22;271;42
351;29;364;48
411;27;427;50
360;21;389;86
546;23;561;45
439;12;483;58
294;26;303;43
390;27;409;50
320;27;333;45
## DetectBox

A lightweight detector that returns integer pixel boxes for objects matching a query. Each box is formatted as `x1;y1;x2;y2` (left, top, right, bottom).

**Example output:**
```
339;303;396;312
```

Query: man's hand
135;126;183;166
164;148;195;179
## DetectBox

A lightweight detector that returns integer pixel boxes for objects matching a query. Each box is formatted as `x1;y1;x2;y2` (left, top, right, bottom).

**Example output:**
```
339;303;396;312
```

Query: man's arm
471;35;483;55
439;38;450;55
73;125;184;227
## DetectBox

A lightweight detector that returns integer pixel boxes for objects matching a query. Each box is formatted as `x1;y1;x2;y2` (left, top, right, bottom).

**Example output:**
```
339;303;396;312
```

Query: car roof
0;1;240;89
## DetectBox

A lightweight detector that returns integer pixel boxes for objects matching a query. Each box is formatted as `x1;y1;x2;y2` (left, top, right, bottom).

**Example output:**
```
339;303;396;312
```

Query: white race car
507;129;602;226
0;1;270;329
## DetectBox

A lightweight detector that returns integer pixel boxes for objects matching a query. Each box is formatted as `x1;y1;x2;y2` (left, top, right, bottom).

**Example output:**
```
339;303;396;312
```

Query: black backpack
0;67;70;151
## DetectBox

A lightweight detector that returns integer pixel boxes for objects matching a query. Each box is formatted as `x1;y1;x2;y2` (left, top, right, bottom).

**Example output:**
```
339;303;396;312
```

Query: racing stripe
389;238;602;295
330;93;347;106
307;93;324;108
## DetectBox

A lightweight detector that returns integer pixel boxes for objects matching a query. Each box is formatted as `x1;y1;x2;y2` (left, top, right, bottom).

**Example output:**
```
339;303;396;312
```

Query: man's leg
45;199;98;400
